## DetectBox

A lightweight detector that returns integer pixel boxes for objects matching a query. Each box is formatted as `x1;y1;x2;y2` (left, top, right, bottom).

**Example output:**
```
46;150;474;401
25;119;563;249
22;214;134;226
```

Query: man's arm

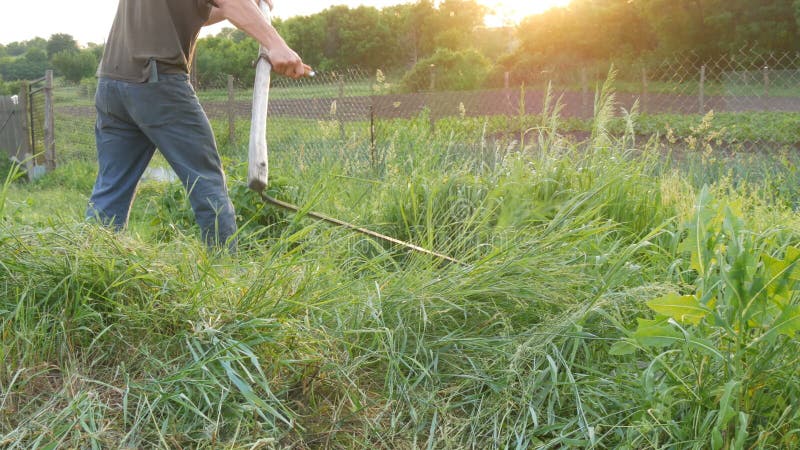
206;0;309;78
205;7;226;26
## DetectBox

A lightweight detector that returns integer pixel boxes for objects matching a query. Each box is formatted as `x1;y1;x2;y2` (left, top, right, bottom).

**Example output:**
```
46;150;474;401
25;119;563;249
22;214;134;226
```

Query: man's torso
98;0;213;82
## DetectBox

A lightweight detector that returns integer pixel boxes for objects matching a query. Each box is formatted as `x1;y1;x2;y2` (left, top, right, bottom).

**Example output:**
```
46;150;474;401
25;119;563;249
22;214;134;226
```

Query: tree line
0;33;101;94
2;0;799;95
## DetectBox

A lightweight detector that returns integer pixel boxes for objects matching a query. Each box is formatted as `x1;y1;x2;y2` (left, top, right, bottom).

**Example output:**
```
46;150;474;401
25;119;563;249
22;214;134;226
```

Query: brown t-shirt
97;0;215;82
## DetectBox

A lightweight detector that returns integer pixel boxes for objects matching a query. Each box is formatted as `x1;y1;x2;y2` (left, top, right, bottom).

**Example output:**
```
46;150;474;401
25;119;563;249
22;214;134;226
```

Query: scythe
246;1;462;266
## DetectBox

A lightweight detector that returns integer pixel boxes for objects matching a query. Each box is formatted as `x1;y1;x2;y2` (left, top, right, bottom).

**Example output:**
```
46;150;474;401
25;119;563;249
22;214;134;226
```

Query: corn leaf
647;293;709;325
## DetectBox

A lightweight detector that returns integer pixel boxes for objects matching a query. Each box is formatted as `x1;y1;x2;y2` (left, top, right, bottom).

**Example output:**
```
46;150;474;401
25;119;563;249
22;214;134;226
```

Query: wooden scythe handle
247;0;272;193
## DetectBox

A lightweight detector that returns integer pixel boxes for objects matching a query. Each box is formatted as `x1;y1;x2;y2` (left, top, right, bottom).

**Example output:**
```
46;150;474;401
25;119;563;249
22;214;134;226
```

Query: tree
0;48;49;81
86;43;105;62
635;0;799;56
336;6;404;70
399;0;439;65
5;38;46;57
46;33;78;59
471;26;516;62
796;0;800;30
194;31;259;86
277;14;329;69
52;49;98;84
401;48;492;92
277;5;407;71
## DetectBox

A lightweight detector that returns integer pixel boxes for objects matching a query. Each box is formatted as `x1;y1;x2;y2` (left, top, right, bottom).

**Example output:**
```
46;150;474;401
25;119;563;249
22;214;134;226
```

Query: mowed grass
2;84;800;448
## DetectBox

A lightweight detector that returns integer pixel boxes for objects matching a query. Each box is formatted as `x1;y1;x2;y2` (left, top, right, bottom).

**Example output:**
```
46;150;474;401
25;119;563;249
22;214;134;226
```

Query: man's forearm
205;0;308;78
207;0;284;50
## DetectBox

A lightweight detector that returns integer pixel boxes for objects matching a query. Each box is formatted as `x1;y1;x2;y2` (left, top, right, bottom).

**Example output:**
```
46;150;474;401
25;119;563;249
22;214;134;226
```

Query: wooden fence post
699;65;706;113
227;75;235;144
18;82;34;179
44;70;55;171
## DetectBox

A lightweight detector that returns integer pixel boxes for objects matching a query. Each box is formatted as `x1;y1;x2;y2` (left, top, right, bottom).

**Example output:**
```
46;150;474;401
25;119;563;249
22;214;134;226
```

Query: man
86;0;309;250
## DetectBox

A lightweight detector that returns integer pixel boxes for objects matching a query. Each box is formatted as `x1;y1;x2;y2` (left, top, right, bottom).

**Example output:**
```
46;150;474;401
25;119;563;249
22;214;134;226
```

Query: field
2;83;800;449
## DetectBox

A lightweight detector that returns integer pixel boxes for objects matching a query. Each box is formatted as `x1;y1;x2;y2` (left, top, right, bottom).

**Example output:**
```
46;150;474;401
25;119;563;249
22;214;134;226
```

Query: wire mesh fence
49;51;800;163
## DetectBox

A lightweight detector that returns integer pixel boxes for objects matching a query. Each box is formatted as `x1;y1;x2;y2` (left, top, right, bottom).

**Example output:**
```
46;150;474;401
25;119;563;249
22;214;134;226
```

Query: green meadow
2;82;800;449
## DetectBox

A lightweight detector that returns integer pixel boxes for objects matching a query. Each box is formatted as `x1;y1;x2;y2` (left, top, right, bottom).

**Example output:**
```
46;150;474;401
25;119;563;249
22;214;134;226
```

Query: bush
0;77;22;96
401;48;492;93
52;49;97;84
0;49;48;81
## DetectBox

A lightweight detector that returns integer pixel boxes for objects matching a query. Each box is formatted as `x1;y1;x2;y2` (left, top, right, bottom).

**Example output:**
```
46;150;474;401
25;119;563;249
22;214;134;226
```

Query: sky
0;0;570;46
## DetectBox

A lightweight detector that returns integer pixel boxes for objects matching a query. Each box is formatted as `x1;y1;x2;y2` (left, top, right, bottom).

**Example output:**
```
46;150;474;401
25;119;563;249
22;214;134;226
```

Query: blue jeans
86;74;237;250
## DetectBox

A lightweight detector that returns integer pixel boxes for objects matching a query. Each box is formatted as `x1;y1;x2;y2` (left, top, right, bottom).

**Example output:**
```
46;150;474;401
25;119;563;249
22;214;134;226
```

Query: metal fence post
519;83;526;146
763;65;770;96
44;70;55;171
338;75;345;141
641;66;648;114
369;103;376;169
581;67;589;116
227;75;235;144
699;64;706;113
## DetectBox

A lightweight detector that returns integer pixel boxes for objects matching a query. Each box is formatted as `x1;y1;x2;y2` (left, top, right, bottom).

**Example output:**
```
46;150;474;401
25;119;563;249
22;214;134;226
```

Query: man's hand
208;0;312;78
261;47;313;79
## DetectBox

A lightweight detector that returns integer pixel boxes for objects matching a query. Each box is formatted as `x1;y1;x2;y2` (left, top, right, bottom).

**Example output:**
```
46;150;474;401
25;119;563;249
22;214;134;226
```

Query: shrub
52;49;97;84
400;48;492;93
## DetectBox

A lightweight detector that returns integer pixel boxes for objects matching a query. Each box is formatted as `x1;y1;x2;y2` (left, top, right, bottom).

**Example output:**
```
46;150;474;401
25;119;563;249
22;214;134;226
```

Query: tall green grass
2;78;800;448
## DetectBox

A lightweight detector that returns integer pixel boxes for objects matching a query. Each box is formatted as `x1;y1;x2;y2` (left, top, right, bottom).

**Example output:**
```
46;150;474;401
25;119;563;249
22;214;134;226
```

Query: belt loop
148;58;159;83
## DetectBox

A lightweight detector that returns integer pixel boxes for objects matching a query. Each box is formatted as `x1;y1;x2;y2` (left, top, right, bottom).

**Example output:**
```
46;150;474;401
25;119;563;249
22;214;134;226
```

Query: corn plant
612;186;800;448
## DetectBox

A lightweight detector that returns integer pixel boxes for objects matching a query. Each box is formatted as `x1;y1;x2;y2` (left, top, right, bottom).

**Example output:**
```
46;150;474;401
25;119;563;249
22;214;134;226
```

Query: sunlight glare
482;0;570;27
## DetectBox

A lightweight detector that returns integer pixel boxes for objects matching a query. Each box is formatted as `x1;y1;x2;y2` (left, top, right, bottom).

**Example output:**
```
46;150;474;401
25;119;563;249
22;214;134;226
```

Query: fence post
762;65;770;96
28;83;36;161
369;103;376;169
581;67;589;116
641;66;648;114
519;83;526;146
699;64;706;113
338;75;346;141
44;70;55;171
18;82;34;179
227;75;235;144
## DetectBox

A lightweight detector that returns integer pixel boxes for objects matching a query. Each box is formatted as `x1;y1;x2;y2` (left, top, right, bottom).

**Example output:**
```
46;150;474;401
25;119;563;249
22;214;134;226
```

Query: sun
481;0;570;26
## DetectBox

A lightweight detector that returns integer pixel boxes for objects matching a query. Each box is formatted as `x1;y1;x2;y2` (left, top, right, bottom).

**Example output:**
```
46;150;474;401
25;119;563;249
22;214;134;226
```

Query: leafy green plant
613;187;800;448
